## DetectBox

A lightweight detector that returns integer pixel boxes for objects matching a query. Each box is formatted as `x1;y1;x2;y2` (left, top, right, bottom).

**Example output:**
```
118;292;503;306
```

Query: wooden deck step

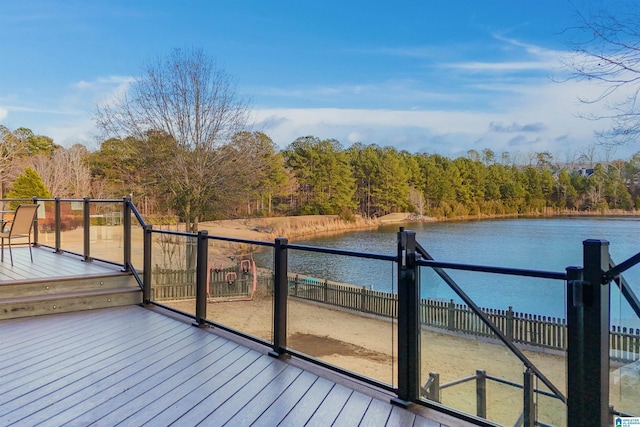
0;274;142;320
0;273;136;298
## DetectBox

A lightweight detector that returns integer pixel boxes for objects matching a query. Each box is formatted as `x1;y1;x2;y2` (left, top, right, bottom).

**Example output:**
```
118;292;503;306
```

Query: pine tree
6;167;52;206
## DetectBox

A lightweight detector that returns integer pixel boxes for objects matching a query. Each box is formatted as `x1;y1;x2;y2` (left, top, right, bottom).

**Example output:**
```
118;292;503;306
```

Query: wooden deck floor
0;247;121;282
0;305;469;427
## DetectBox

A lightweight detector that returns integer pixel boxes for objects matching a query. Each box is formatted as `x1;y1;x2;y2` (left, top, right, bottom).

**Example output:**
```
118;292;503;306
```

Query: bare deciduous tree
0;126;28;198
563;6;640;145
95;48;251;231
31;145;92;197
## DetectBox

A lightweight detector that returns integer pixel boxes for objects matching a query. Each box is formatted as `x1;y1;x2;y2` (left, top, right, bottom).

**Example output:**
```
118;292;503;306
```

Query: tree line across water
1;124;640;224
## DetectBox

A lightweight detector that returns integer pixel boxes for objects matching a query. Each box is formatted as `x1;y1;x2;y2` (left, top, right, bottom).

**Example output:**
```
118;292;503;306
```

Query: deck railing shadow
6;196;640;427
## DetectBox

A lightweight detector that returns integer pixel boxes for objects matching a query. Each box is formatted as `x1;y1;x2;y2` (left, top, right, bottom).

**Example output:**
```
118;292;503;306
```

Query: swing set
206;253;257;302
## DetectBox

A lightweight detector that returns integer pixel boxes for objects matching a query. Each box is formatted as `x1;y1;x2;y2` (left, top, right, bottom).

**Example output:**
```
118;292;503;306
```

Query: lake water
256;217;640;325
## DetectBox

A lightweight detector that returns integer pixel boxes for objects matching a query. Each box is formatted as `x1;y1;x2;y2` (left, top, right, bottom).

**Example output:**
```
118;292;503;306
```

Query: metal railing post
123;196;132;270
83;197;91;261
31;196;39;246
54;196;61;253
393;228;421;406
193;230;208;327
566;240;610;427
143;224;153;304
270;237;288;358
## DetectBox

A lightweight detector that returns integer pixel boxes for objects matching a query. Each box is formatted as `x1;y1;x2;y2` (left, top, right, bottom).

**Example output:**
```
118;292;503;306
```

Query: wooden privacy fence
149;269;640;362
289;274;640;363
151;268;196;300
150;266;257;301
289;274;398;318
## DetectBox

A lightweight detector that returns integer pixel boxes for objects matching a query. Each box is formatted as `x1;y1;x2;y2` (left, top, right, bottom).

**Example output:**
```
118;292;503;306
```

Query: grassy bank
198;209;640;244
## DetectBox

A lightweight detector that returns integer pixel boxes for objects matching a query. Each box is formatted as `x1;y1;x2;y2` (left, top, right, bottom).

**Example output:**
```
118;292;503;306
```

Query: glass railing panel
419;267;567;426
609;262;640;418
57;200;85;255
535;381;569;427
35;199;55;247
285;248;397;387
205;239;273;343
149;232;197;317
87;201;124;265
130;213;144;269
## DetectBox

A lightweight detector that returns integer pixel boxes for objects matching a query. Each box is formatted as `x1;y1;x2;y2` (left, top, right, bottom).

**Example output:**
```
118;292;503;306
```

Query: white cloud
249;74;639;160
73;75;134;107
75;80;93;89
0;74;135;147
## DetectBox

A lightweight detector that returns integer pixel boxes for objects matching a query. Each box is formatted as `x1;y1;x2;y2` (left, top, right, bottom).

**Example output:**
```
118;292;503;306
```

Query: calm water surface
257;217;640;324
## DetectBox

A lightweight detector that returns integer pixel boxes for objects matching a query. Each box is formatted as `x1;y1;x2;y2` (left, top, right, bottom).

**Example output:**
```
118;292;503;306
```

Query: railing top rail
0;197;125;203
148;227;275;248
128;201;147;227
417;259;567;281
207;234;274;247
0;198;35;202
285;242;397;262
605;250;640;282
149;229;195;238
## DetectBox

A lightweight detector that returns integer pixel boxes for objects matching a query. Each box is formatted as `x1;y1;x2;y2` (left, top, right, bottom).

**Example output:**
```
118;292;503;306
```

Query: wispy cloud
490;122;546;133
249;67;638;159
447;61;555;72
250;80;465;110
73;75;134;90
508;135;543;147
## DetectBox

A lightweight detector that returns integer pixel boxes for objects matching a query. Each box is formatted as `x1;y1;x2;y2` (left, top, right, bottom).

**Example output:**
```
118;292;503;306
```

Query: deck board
218;365;305;426
88;340;243;426
251;370;319;425
0;305;469;427
37;332;230;426
120;346;255;426
278;376;335;426
305;383;355;425
333;390;374;426
0;247;119;283
0;315;188;424
360;398;394;426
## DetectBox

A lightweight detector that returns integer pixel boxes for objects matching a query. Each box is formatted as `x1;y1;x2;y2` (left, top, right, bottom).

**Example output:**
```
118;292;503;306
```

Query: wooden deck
0;305;474;427
0;247;121;282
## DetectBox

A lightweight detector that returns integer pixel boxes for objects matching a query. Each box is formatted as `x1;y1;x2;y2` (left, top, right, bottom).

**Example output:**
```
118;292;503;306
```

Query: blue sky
0;0;634;160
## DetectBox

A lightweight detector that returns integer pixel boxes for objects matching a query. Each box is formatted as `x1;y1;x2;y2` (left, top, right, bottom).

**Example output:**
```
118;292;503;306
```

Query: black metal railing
9;196;639;427
128;201;640;426
0;196;132;269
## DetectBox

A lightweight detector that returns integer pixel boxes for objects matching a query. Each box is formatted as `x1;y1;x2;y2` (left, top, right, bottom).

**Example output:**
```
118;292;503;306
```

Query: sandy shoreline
196;210;640;243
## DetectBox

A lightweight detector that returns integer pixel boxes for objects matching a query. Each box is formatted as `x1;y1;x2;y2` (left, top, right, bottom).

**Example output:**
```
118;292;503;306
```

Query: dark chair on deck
0;204;39;266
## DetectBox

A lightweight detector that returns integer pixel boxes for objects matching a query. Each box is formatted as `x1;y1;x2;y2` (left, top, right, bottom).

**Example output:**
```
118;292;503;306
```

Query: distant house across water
578;167;595;177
